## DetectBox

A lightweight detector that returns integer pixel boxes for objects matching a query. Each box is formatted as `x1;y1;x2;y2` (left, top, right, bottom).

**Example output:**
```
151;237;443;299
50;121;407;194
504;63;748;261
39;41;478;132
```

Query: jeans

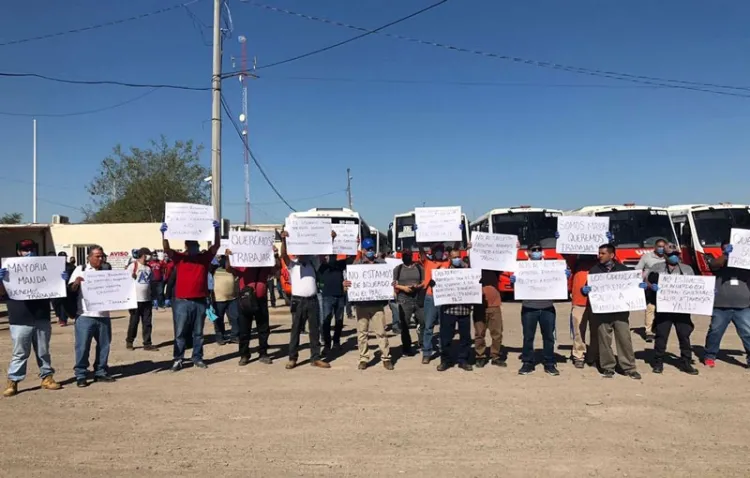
238;299;270;357
289;296;321;361
389;301;400;329
127;301;153;346
173;298;207;362
521;306;556;366
321;295;346;349
439;313;471;364
150;280;164;308
74;316;112;379
267;279;277;307
422;294;441;357
346;299;354;318
52;299;67;323
8;321;54;381
213;299;239;341
398;297;424;353
704;307;750;362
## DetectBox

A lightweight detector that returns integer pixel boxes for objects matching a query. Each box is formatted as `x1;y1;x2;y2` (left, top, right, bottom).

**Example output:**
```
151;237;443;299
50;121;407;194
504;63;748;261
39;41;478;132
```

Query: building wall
0;226;54;258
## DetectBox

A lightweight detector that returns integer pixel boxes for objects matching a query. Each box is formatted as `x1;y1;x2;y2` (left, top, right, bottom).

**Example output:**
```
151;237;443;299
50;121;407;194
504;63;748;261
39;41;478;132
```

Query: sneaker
436;361;451;372
518;363;535;375
680;361;699;376
544;364;560;376
285;360;297;370
238;356;250;366
3;380;18;397
312;360;331;369
258;355;273;365
125;342;134;351
216;339;227;346
170;361;183;373
383;360;394;371
573;359;585;369
491;358;508;368
41;375;62;390
76;379;88;388
626;371;642;380
458;362;473;372
194;361;208;369
143;345;159;352
358;362;368;370
475;358;487;368
645;334;655;343
600;369;615;379
704;358;716;368
93;374;116;383
652;362;664;374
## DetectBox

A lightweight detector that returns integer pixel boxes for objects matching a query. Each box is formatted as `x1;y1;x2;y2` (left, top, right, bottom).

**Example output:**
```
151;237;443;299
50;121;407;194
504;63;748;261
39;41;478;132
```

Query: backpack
238;269;262;315
395;263;425;307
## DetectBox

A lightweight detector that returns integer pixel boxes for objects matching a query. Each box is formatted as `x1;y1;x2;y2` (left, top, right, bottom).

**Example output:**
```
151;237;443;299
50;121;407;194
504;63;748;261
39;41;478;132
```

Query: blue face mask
426;254;433;260
433;251;444;261
530;251;543;260
667;254;680;265
365;251;375;259
655;247;664;255
451;258;463;267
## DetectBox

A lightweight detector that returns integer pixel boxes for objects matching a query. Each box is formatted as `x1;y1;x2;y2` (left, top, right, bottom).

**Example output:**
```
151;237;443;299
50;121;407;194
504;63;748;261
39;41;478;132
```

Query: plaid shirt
442;303;472;317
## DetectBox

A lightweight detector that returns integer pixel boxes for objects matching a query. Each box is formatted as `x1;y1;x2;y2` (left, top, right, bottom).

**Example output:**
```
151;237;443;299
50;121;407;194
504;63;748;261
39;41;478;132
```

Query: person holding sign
393;252;426;357
69;245;118;387
583;244;643;380
646;245;699;375
125;248;158;352
279;230;331;370
343;238;393;371
318;252;352;358
417;239;453;364
160;219;222;372
567;255;600;369
635;238;667;343
1;239;66;397
702;240;750;369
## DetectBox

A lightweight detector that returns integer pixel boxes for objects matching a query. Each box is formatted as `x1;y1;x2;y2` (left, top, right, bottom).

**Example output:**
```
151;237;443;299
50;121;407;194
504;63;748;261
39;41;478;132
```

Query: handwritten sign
1;256;66;300
229;231;275;267
415;206;462;243
385;257;402;270
432;268;482;306
81;270;137;312
332;223;360;256
216;238;231;257
470;231;518;272
285;217;333;256
657;275;715;316
346;264;393;302
513;260;568;300
164;202;214;242
588;270;646;314
728;228;750;270
556;216;610;255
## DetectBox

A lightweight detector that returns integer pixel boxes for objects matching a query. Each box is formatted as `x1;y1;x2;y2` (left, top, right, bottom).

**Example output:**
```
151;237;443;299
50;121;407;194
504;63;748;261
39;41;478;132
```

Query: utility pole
32;119;37;223
210;0;223;222
346;168;353;209
238;35;251;227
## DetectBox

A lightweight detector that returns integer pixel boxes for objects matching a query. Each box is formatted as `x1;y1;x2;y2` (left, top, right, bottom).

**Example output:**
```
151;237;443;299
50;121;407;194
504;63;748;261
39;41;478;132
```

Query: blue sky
1;0;750;229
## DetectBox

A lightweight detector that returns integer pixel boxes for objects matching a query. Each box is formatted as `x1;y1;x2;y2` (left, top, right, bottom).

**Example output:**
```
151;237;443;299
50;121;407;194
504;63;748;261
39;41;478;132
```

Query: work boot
238;356;250;366
573;359;585;369
143;345;159;352
41;375;62;390
458;362;473;372
312;360;331;369
258;355;273;365
652;361;664;374
680;360;699;376
491;358;508;368
475;358;487;368
3;380;18;397
125;342;134;351
421;356;431;365
436;362;451;372
285;360;297;370
358;362;368;370
383;360;394;371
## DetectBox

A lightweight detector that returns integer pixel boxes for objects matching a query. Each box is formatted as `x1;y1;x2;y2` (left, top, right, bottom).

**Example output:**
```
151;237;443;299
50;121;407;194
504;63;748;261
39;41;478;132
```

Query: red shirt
172;251;214;299
230;267;273;298
148;259;165;281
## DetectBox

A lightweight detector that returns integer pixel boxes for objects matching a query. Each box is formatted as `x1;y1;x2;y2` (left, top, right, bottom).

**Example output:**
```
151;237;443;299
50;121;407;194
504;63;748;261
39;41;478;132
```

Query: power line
254;0;449;70
244;2;750;98
220;94;296;212
0;0;207;47
0;71;209;91
0;88;159;117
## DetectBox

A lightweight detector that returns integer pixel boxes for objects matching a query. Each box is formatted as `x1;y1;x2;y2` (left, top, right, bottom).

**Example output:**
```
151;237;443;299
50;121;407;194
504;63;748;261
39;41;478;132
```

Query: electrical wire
0;71;209;91
254;0;449;70
220;94;296;212
0;88;159;117
243;1;750;98
0;0;208;47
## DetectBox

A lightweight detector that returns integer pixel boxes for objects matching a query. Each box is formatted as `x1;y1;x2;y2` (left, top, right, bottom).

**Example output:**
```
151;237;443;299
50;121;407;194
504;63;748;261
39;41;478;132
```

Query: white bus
388;210;470;260
285;207;372;255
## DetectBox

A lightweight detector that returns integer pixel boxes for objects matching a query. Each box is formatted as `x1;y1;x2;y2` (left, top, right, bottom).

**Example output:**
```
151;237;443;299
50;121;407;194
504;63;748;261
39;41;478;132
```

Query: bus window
395;215;468;251
491;212;558;248
693;209;750;247
598;210;675;248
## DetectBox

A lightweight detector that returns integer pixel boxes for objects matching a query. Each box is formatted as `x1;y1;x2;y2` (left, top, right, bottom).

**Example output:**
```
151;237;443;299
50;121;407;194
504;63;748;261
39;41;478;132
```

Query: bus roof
290;207;360;220
471;207;563;226
395;210;468;220
568;204;668;215
669;203;750;216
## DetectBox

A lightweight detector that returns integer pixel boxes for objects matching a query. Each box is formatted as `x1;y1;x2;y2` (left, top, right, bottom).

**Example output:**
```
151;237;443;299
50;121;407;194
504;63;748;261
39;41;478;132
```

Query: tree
0;212;22;224
84;136;211;223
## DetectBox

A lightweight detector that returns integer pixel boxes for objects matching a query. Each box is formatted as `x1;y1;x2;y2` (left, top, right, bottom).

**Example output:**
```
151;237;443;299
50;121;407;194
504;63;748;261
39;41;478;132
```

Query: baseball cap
17;239;36;251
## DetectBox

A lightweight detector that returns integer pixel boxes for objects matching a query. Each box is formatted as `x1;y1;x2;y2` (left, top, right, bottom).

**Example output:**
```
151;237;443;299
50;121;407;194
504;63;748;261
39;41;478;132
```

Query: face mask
655;247;664;255
365;251;375;259
451;258;463;267
426;254;433;260
604;259;614;267
20;250;34;257
402;255;413;265
530;251;543;260
433;251;444;261
667;255;680;265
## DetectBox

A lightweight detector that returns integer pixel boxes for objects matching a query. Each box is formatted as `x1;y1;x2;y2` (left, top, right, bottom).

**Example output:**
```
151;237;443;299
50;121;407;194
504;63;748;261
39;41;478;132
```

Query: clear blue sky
2;0;750;229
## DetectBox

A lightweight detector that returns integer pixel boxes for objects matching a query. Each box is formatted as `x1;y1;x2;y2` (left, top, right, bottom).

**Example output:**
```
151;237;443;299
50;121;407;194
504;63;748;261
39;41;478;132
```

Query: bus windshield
597;210;675;248
491;212;559;248
394;215;467;251
693;208;750;247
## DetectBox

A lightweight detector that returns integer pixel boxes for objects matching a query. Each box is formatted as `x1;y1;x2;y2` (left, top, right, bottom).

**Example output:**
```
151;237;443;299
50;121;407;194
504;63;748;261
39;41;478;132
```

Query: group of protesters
2;221;749;396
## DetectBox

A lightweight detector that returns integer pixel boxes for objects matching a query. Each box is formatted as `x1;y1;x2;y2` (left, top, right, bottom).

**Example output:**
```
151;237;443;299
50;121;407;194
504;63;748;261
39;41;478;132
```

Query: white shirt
69;264;110;318
127;262;152;302
289;260;317;297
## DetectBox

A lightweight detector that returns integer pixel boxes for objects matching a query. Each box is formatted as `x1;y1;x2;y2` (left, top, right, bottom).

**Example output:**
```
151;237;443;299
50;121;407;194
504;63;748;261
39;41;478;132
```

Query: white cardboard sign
285;217;333;256
332;223;360;256
728;228;750;270
513;260;568;300
228;231;275;267
470;231;518;272
555;216;610;255
346;264;393;302
588;270;646;314
164;202;214;242
81;270;137;312
1;256;67;301
432;268;482;306
656;275;715;316
415;206;462;243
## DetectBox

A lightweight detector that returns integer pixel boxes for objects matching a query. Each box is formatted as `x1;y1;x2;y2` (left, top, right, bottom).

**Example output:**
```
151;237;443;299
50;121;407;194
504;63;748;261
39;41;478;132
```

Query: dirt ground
1;301;750;478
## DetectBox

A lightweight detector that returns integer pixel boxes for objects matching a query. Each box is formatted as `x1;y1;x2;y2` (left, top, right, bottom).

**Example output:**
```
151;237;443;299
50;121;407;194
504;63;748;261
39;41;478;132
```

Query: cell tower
238;35;251;226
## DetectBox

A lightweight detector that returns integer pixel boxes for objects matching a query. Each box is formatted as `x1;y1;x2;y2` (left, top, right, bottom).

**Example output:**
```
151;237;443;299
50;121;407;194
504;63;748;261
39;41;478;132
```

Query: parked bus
369;226;389;255
470;206;563;292
388;210;470;261
668;203;750;275
569;204;678;268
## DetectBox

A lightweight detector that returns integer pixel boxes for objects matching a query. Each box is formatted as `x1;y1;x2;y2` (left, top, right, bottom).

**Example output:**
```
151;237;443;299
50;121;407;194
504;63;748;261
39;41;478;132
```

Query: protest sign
555;216;610;255
285;217;333;256
415;206;462;243
346;264;394;302
228;231;275;267
432;268;482;306
164;202;214;242
332;223;360;256
513;260;568;300
216;238;231;257
656;275;715;316
470;231;518;272
107;251;130;269
728;228;750;270
385;257;402;270
588;270;646;314
82;270;137;312
1;256;67;300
